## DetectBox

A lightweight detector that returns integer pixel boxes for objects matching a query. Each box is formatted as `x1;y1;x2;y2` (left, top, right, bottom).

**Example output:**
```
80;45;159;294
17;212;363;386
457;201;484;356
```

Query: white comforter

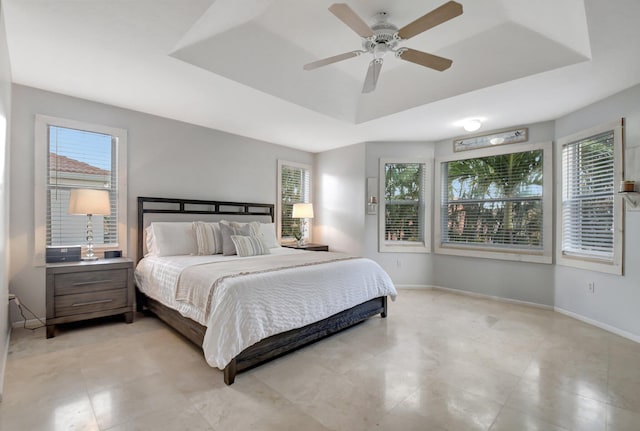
135;248;397;369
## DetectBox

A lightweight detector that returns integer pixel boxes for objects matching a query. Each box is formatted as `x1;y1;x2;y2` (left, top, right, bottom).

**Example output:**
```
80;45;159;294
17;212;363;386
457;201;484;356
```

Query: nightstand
45;257;134;338
282;243;329;252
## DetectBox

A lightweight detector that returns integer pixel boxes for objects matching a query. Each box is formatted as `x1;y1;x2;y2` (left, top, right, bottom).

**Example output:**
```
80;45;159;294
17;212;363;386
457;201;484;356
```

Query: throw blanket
175;251;358;318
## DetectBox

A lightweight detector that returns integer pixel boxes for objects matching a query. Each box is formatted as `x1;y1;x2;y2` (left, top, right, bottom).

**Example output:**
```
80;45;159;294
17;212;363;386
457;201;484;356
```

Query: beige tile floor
2;288;640;431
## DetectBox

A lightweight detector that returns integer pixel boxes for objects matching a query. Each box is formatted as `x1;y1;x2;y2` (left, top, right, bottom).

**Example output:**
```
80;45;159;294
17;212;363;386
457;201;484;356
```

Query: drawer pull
72;280;114;286
71;299;113;307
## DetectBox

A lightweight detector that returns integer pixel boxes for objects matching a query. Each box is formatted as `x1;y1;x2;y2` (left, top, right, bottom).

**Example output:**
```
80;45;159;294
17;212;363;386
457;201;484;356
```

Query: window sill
557;253;622;275
436;244;552;264
379;242;430;254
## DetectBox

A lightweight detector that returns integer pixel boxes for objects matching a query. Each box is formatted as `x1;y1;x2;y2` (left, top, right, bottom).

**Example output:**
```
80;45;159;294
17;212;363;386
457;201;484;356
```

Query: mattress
135;247;397;369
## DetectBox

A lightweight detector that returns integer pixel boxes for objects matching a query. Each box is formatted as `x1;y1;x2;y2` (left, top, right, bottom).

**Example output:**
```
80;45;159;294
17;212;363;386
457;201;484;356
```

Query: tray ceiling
4;0;640;152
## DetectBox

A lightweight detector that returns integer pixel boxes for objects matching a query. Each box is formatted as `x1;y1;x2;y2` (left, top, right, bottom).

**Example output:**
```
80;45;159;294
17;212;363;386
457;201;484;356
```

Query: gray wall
554;85;640;338
0;0;12;401
8;85;313;322
314;143;366;255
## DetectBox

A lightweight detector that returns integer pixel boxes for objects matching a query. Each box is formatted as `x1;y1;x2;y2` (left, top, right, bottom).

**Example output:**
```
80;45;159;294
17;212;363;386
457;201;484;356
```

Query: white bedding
135;247;397;369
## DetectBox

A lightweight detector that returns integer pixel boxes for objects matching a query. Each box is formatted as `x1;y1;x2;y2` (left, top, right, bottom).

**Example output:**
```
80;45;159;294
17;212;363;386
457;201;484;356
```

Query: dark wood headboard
137;197;275;262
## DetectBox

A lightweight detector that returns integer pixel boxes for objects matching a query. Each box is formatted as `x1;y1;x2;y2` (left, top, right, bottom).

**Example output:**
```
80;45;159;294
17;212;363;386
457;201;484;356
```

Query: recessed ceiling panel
172;0;591;124
172;23;363;122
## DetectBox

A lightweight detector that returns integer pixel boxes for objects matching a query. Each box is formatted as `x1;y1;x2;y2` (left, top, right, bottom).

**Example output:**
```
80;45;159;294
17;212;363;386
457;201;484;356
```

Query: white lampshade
68;189;111;216
292;203;314;219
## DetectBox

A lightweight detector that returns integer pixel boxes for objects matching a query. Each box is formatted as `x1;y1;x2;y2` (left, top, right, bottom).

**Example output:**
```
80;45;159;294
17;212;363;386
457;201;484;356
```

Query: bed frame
136;196;387;385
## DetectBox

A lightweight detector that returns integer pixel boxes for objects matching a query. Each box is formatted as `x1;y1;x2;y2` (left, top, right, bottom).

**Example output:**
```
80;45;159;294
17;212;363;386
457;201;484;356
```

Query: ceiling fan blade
362;59;382;93
397;48;452;71
304;51;360;70
328;3;374;38
397;1;463;40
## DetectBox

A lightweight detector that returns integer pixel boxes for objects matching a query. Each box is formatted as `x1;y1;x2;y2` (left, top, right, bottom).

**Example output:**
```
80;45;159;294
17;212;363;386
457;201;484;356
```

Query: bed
134;196;397;385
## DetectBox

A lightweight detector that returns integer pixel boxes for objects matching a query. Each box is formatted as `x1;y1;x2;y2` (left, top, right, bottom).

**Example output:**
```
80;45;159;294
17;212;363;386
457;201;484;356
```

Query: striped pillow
230;235;270;257
192;222;223;255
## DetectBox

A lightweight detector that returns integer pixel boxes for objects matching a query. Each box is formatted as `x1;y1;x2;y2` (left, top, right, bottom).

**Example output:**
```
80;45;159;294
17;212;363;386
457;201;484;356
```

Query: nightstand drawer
54;268;128;295
54;288;128;317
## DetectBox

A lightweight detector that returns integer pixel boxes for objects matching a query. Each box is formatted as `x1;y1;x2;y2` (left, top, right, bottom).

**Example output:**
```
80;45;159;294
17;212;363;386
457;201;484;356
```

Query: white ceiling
4;0;640;153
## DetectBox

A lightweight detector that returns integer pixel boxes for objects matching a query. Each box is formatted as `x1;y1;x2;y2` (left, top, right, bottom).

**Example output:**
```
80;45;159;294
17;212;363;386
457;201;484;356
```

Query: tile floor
1;289;640;430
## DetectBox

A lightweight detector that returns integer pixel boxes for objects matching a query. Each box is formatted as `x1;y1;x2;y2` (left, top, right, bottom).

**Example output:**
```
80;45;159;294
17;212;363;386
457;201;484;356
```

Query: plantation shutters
561;130;615;260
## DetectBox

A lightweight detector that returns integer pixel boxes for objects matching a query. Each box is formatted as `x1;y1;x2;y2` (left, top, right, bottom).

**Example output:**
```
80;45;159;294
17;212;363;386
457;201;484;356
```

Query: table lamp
68;189;111;260
292;203;314;246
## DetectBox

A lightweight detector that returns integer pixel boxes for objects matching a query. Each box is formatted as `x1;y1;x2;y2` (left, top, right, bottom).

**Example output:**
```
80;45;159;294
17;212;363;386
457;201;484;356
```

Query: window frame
378;158;432;253
555;119;624;275
434;140;553;264
276;160;312;242
34;115;127;264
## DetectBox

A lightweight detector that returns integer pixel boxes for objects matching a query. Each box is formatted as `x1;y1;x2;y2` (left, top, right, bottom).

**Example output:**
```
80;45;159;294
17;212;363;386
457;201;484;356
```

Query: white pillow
192;222;223;255
145;225;157;256
258;223;280;249
147;222;197;256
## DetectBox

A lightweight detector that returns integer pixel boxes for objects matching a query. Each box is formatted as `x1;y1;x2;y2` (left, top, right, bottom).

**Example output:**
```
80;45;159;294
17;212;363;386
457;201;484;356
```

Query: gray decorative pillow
219;221;260;255
230;235;270;257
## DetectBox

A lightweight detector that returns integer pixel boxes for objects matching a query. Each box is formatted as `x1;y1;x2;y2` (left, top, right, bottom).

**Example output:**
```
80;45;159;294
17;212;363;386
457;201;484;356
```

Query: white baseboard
11;318;44;329
555;307;640;344
409;284;638;344
394;284;433;290
429;284;554;310
0;325;10;403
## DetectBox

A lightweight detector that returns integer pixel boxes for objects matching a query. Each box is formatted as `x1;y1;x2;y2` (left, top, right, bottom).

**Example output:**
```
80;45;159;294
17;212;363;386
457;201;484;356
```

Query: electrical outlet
588;282;595;294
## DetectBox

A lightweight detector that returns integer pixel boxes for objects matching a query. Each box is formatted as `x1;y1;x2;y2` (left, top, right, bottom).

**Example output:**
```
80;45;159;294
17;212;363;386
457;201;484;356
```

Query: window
435;141;552;263
556;120;623;274
35;115;127;263
379;158;431;253
277;160;312;241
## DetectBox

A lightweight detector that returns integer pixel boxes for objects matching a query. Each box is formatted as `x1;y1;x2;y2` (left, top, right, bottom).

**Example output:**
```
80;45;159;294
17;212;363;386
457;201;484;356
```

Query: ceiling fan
303;1;463;93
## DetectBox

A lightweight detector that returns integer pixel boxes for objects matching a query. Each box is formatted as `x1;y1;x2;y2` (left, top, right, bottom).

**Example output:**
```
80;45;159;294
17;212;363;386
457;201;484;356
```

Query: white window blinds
561;130;615;259
280;163;311;239
384;162;426;243
47;125;118;247
440;150;544;250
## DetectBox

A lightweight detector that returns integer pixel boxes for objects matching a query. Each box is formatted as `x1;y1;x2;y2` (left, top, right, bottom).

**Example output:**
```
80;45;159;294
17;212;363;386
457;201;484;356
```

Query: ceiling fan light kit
304;1;463;93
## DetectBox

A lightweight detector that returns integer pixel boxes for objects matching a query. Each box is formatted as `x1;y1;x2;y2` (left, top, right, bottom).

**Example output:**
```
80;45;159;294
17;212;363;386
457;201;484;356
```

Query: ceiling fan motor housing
304;2;463;92
362;20;399;56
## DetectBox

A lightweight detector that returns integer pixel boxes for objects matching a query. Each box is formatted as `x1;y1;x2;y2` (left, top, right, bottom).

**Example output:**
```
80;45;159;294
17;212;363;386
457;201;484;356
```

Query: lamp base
82;256;99;261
